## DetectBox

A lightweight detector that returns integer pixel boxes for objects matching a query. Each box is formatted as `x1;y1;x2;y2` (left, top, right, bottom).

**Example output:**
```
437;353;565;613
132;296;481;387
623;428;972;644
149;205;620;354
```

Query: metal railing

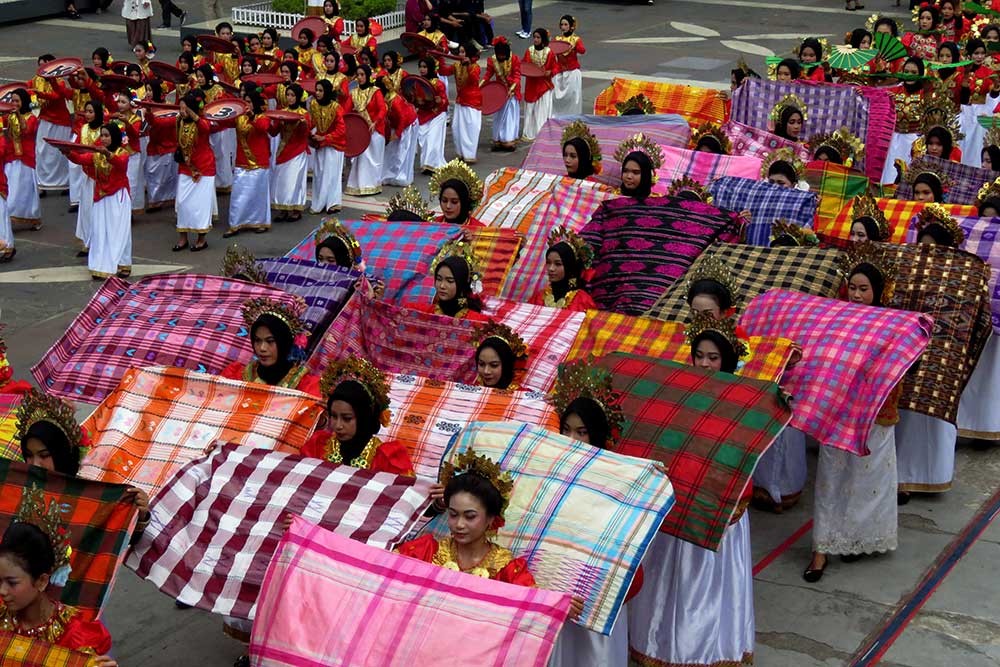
232;1;406;34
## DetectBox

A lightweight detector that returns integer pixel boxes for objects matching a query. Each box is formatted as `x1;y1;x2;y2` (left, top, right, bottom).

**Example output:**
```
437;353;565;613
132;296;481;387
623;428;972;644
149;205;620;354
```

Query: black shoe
897;491;911;505
76;249;88;258
234;656;250;667
802;556;827;583
39;191;47;199
68;205;78;213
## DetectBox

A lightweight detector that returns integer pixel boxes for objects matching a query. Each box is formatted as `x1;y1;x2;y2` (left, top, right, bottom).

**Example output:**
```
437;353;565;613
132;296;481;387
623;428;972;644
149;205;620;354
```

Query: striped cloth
740;290;933;454
384;373;560;479
597;353;789;551
722;120;812;163
0;459;137;620
955;216;1000;332
486;300;586;391
251;516;571;667
30;275;301;405
257;257;357;343
521;115;690;188
79;366;323;497
653;145;763;192
805;160;870;233
0;393;21;460
126;443;433;620
708;176;820;245
580;196;743;315
821;198;978;245
0;631;97;667
433;421;675;635
645;243;843;322
895;155;994;206
474;168;563;233
593;77;727;126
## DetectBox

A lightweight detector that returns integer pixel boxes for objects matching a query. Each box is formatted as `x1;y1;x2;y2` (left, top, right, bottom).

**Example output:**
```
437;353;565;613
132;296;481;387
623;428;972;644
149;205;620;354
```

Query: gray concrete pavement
5;2;1000;666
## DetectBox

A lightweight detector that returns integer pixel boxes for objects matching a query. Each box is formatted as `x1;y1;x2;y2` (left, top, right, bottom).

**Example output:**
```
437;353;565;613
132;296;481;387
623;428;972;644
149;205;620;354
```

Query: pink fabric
722;120;811;163
653;144;763;192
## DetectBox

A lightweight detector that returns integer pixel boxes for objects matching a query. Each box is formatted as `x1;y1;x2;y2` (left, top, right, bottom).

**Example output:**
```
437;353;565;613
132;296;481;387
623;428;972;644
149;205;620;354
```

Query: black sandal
288;212;302;222
172;243;189;252
802;555;827;583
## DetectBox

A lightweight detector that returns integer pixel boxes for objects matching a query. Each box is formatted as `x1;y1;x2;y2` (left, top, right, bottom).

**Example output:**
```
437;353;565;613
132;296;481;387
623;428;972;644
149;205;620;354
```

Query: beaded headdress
851;193;890;241
14;485;73;586
976;177;1000;208
560;120;603;174
768;93;808;124
314;217;363;268
472;320;529;363
385;186;433;222
430;237;484;295
241;296;309;351
806;126;865;167
614;132;665;182
222;244;268;284
915;90;963;144
15;389;89;458
439;448;514;525
685;255;740;309
614;93;655;115
689;122;732;155
547;357;624;448
771;219;820;247
836;240;897;305
915;202;965;245
760;147;805;181
667;176;713;204
684;312;751;361
319;355;391;426
429;158;485;210
547;225;594;269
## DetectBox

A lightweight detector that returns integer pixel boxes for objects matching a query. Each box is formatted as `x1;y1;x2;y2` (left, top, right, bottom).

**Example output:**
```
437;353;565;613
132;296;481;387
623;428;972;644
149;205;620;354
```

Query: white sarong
230;167;272;230
382;123;417;187
451;104;481;161
35;120;72;189
271;152;309;210
417;113;447;171
144;153;178;208
551;69;582;117
210;128;236;191
88;189;132;278
522;90;553;142
345;133;385;196
491;96;520;145
4;161;40;226
310;147;345;213
176;173;216;232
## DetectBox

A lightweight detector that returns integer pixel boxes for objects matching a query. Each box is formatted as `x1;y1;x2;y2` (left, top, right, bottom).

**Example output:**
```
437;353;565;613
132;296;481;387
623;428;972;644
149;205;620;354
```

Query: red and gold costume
235;113;273;168
343;33;378;59
0;600;112;655
146;113;179;159
417;28;448;52
416;77;448;125
484;54;522;101
395;535;536;585
176;117;216;178
6;112;40;169
529;286;597;310
208;50;242;85
523;46;556;103
317;70;351;105
309;98;347;150
220;360;320;395
272;107;311;164
385;93;417;142
350;85;387;136
67;147;130;202
901;31;940;61
552;34;585;74
406;299;490;321
440;60;482;109
300;430;413;475
31;76;72;129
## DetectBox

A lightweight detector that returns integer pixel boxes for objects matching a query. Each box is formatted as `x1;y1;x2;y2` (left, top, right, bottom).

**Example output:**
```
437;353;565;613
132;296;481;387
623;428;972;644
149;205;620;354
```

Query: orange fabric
821;198;977;243
593;77;726;125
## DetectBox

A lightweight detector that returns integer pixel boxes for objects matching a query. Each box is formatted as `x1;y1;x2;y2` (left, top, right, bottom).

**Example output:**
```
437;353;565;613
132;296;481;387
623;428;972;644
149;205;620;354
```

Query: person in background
121;0;154;48
157;0;186;28
516;0;533;39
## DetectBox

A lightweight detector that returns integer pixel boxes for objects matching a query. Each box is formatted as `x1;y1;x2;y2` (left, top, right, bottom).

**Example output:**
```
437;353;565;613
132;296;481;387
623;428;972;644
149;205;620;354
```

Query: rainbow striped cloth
593;77;727;125
805;160;870;233
821;198;977;245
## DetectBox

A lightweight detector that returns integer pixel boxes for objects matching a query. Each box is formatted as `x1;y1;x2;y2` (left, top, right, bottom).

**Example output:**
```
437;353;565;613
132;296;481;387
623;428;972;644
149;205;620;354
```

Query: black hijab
328;380;381;461
563;137;594;179
477;338;516;389
21;421;79;477
315;79;335;107
853;216;883;241
620;151;654;200
316;235;353;267
850;263;886;305
560;397;610;450
436;255;482;314
691;331;738;374
913;172;943;202
548;241;580;302
439;178;472;224
251;314;294;384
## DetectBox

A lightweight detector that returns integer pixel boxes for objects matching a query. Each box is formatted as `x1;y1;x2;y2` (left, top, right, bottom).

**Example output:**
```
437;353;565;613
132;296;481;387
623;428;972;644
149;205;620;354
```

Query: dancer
32;56;73;194
269;83;310;222
3;89;41;229
522;28;556;141
72;101;104;256
472;321;529;390
529;226;597;310
429;158;484;226
440;42;482;162
196;64;237;194
551;15;585;116
174;91;215;252
484;37;521;152
308;79;347;214
560;119;601;180
378;75;418;187
345;65;387;196
0;133;12;262
225;85;273;236
406;237;488;321
415;56;448;173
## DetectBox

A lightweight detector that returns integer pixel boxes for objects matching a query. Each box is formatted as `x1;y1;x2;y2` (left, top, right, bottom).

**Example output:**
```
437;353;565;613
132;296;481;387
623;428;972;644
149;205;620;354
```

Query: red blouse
300;429;414;476
522;47;556;103
67;148;130;201
395;534;536;586
350;87;387;136
416;78;448;125
177;118;216;177
270;107;310;164
235;114;272;168
220;360;321;396
484;55;522;102
32;76;73;127
439;61;482;109
5;113;39;168
309;100;347;151
528;287;598;311
404;300;490;322
433;213;485;228
385;94;418;140
552;35;585;73
0;601;113;655
0;136;7;198
146;114;179;157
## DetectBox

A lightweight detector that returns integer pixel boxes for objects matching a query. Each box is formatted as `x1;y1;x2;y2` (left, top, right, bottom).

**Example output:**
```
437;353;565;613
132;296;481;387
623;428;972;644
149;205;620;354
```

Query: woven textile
251;516;571;667
653;145;763;193
593;77;727;126
433;421;675;634
708;176;820;245
79;366;323;497
821;198;978;244
0;393;21;460
955;216;1000;333
127;443;433;620
474;168;562;233
0;631;97;667
580;197;743;315
597;353;789;551
741;290;933;454
887;244;992;422
806;160;870;232
521;115;690;187
257;257;357;342
0;460;136;619
30;275;300;405
486;300;586;391
645;243;843;322
894;155;994;206
384;374;560;478
722;119;812;163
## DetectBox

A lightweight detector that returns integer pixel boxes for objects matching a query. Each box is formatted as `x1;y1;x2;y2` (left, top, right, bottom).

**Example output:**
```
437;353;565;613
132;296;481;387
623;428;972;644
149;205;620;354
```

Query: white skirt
230;167;272;230
814;423;898;555
210;128;236;191
895;410;957;493
75;177;95;249
127;151;145;212
0;195;12;257
958;336;1000;439
88;190;132;278
552;69;582;118
176;174;216;232
145;153;178;208
417;113;447;171
5;161;40;225
345;133;385;196
959;101;993;168
271;152;309;210
752;426;807;506
628;514;754;667
548;609;628;667
382;123;418;187
881;132;918;185
452;104;481;161
35;120;72;189
311;147;345;213
492;96;520;145
68;133;83;206
523;90;553;142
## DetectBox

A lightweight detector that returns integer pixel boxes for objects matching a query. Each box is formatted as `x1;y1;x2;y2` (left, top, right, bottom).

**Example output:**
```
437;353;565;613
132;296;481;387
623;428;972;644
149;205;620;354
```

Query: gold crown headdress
835;240;897;304
561;120;603;174
986;125;1000;151
429;159;485;211
771;219;820;247
15;389;87;457
547;357;624;448
689;122;732;155
976;177;1000;208
430;237;485;294
902;158;954;193
806;126;865;167
222;244;268;284
14;486;73;586
851;193;890;241
547;225;594;269
319;355;391;426
385;186;433;222
916;202;965;245
768;93;808;124
614;132;665;182
614;93;655;115
685;255;740;308
915;89;963;142
760;147;806;181
471;320;530;362
667;176;713;204
684;312;751;361
314;218;363;268
241;296;308;338
439;448;514;524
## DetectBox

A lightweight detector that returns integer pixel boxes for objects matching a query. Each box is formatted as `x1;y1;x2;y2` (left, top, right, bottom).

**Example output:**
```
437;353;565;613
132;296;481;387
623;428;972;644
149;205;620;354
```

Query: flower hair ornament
866;13;901;34
667;176;714;204
835;240;898;305
614;93;656;115
439;448;514;531
684;311;752;366
385;186;433;221
851;192;890;241
806;126;865;167
492;36;509;47
614;132;665;183
689;122;732;155
915;202;965;246
547;357;624;448
428;158;485;210
15;389;91;462
241;296;310;358
685;254;740;310
561;119;603;175
771;219;820;247
976;177;1000;209
910;2;941;30
471;320;530;375
431;237;485;295
222;244;268;284
768;93;809;125
14;485;73;587
547;225;594;278
319;355;392;427
314;218;364;270
760;147;806;182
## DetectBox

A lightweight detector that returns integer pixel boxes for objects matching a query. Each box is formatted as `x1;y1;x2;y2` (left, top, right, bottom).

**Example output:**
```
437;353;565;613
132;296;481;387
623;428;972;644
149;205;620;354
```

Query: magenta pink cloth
653;144;763;193
722;120;811;164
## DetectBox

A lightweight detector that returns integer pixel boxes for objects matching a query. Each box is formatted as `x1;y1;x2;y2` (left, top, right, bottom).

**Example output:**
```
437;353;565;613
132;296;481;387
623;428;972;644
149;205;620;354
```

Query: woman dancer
529;226;597;310
378;75;418;187
415;57;448;173
551;15;585;116
174;90;215;252
522;29;556;142
439;42;483;163
269;83;310;221
484;37;521;152
225;85;273;236
3;89;41;229
308;79;347;214
345;64;387;196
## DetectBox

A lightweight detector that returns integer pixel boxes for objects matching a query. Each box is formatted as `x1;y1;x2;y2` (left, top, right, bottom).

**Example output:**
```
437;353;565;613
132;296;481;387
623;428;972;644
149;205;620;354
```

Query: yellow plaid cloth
822;198;978;243
0;394;20;460
593;78;727;126
0;631;97;667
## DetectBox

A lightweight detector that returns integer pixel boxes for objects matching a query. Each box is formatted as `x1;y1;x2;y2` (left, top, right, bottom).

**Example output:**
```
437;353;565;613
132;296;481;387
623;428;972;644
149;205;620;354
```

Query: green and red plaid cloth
593;77;727;126
0;631;96;667
0;393;21;460
805;160;870;233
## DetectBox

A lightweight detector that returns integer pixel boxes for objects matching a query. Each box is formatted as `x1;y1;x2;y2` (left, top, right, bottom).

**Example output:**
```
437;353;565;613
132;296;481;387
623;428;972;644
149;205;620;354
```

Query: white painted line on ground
36;17;183;36
583;70;727;89
0;264;190;283
720;40;775;56
734;32;831;40
603;36;707;45
0;57;36;64
672;0;905;14
670;22;720;38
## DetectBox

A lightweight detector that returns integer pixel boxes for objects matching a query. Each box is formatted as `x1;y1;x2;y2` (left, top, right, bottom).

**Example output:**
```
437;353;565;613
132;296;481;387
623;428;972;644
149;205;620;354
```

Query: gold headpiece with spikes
561;120;603;174
976;177;1000;208
614;93;655;115
547;357;624;448
314;218;363;268
685;255;740;309
915;202;965;246
385;186;433;222
14;486;72;584
15;389;87;457
851;193;890;241
430;237;484;294
805;126;865;167
836;240;898;305
429;159;485;210
771;219;820;247
914;89;963;145
318;354;391;426
768;93;808;123
614;132;665;182
439;448;514;521
667;176;713;204
222;244;268;284
547;225;594;269
241;296;308;337
684;312;751;361
987;125;1000;151
472;320;529;361
689;122;732;155
760;147;806;181
902;158;954;194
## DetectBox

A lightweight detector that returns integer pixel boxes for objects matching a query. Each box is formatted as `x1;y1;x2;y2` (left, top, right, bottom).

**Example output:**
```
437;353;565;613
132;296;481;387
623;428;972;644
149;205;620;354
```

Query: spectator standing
157;0;187;28
122;0;154;47
516;0;532;38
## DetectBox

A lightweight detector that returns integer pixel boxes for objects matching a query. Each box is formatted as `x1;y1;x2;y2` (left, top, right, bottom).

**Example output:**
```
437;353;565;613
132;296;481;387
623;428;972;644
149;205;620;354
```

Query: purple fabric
708;176;819;246
955;215;1000;333
257;257;357;345
894;155;996;206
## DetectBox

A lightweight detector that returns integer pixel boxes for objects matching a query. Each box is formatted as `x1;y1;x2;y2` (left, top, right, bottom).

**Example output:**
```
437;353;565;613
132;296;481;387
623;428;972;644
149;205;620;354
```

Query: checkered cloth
580;197;743;315
474;168;561;233
645;243;844;322
486;300;586;392
126;443;433;620
597;353;789;551
741;290;933;454
593;77;727;126
257;257;357;342
653;145;763;192
521;115;690;188
805;160;870;233
709;176;820;245
886;244;993;422
0;393;21;460
384;373;560;479
0;631;97;667
722;120;812;163
431;421;675;635
821;198;978;245
251;517;571;667
29;275;301;405
955;216;1000;333
79;366;323;497
894;155;994;206
0;459;137;620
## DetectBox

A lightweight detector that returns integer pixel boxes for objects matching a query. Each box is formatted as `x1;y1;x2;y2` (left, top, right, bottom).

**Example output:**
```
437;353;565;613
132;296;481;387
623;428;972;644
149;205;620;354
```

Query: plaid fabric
30;275;301;405
956;216;1000;333
0;459;136;619
821;198;978;244
126;443;433;620
645;243;844;322
580;197;743;315
0;393;21;460
257;257;357;342
653;145;762;192
805;160;870;233
521;115;690;188
886;244;993;422
466;227;524;298
251;517;570;667
741;290;933;454
709;176;820;245
593;77;727;125
597;353;790;551
486;300;586;391
384;373;560;478
894;155;994;206
722;120;812;163
0;631;97;667
79;366;323;497
433;421;675;634
474;168;560;233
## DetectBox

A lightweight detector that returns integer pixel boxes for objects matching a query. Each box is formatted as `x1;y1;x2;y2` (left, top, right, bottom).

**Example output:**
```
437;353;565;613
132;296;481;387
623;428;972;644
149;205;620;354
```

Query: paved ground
5;2;1000;666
